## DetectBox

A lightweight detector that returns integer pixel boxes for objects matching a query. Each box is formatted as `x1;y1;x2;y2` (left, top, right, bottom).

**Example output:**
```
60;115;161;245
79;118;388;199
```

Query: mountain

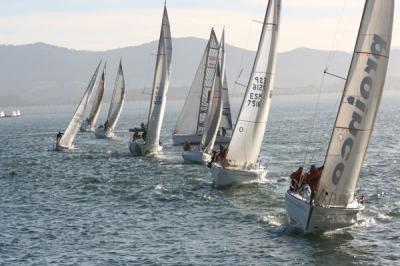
0;37;399;106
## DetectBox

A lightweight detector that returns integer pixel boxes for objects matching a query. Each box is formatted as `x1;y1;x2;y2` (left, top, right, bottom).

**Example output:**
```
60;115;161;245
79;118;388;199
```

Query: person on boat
142;130;147;141
217;129;221;136
132;130;140;141
183;141;192;151
104;120;109;130
290;167;303;192
304;165;323;203
216;145;228;163
221;127;226;137
56;131;63;145
208;150;218;168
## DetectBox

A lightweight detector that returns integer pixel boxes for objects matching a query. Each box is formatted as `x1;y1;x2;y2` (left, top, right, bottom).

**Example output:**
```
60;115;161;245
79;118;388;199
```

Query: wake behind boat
95;60;125;139
211;0;281;188
55;61;101;151
285;0;394;234
130;4;172;156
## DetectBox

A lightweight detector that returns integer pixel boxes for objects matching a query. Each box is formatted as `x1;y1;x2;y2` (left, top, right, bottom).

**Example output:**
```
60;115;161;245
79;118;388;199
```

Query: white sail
219;29;233;130
86;64;106;128
203;63;224;154
315;0;394;207
105;61;125;132
224;0;281;169
59;61;101;148
144;5;173;152
174;29;219;136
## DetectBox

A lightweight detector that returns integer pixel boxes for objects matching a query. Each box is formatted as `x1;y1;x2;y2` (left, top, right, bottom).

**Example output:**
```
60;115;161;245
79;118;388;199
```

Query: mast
315;0;394;207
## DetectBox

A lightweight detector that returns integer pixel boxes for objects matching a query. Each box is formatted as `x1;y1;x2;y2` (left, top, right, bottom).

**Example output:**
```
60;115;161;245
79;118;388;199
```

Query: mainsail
86;64;106;128
59;61;101;147
202;63;224;154
174;29;220;136
224;0;281;168
315;0;394;207
219;29;233;130
106;61;125;132
145;5;173;151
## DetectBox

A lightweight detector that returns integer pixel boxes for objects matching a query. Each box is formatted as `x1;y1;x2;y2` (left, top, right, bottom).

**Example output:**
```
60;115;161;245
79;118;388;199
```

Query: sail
224;0;281;169
219;29;233;130
203;63;224;154
145;5;173;151
87;64;106;128
59;61;101;147
106;61;125;131
174;29;219;136
315;0;394;207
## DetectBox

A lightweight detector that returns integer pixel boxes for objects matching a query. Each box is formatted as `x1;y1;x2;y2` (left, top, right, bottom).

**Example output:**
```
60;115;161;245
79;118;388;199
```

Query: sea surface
0;91;399;265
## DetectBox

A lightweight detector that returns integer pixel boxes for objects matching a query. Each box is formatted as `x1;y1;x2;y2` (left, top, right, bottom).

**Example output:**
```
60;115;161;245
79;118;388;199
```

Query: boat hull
94;127;114;139
182;150;211;164
55;144;75;152
285;191;362;234
172;134;230;146
129;139;162;156
211;163;267;188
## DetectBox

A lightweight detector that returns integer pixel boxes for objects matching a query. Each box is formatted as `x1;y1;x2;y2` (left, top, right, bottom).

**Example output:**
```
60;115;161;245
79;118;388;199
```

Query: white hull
55;144;75;152
94;127;114;139
285;191;363;234
182;150;211;164
172;134;230;146
211;163;267;188
129;139;162;156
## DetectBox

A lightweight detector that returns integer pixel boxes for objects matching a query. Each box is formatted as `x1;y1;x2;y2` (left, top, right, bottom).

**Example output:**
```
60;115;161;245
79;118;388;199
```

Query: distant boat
211;0;281;188
182;59;224;164
81;64;106;132
172;29;233;145
285;0;394;234
129;4;172;156
0;111;4;118
95;60;125;139
55;61;101;151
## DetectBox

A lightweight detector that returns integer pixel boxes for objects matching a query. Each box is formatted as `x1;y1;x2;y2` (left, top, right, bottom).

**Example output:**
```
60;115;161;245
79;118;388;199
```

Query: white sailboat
211;0;281;188
285;0;394;234
129;4;172;156
95;61;125;139
55;61;101;151
81;64;106;132
172;29;233;146
182;60;224;164
0;111;4;118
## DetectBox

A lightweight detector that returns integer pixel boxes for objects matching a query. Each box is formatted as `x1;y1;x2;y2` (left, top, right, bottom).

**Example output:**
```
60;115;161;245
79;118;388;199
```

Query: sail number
248;75;266;107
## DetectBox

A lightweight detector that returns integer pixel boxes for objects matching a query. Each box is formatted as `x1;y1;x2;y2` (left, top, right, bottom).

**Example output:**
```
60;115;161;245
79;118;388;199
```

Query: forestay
201;62;224;154
106;61;125;131
219;29;233;130
145;5;173;151
86;64;106;128
225;0;281;169
59;62;101;147
315;0;394;207
174;30;219;136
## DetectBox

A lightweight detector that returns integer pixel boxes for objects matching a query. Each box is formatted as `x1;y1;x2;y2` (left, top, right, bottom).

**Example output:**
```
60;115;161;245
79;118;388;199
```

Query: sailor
132;130;140;141
183;141;192;151
305;165;323;202
290;167;303;192
104;120;109;130
56;131;63;145
221;127;227;137
208;150;218;168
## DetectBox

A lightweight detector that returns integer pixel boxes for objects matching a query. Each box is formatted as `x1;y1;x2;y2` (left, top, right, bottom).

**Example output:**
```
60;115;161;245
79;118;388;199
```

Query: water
1;92;399;265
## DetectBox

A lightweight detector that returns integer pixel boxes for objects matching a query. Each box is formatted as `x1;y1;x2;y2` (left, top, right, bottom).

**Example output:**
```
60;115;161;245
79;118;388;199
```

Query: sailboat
81;64;106;132
0;111;4;118
129;4;172;156
211;0;281;188
173;29;233;146
285;0;394;234
55;61;101;151
182;59;224;164
95;60;125;139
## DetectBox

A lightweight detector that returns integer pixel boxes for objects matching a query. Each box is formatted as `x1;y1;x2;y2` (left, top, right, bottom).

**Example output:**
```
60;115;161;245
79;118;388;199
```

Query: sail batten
225;0;281;168
315;0;394;207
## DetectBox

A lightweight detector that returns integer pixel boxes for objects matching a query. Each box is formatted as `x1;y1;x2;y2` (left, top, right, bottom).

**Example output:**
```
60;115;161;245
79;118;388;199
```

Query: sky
0;0;399;52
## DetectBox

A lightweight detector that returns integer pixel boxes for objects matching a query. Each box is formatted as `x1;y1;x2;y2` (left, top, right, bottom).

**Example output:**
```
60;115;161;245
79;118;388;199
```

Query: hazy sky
0;0;399;52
